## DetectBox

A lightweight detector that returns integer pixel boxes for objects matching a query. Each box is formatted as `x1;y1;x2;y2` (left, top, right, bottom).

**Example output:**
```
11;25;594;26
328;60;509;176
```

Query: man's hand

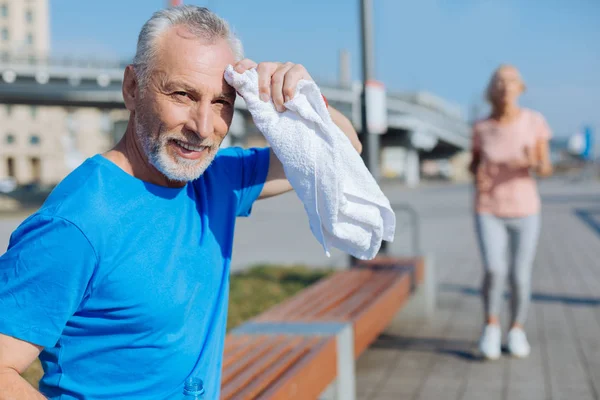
233;59;362;199
234;60;313;113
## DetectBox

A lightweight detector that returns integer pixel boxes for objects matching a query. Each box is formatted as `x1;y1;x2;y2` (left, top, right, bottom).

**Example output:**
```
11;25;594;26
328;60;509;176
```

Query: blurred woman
469;65;553;360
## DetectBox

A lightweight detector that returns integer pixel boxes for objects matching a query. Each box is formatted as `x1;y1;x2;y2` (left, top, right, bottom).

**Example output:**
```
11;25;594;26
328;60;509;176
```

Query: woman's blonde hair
485;64;526;103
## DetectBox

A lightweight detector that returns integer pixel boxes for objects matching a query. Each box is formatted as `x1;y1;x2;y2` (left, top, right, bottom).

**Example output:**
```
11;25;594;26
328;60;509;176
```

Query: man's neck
104;118;185;188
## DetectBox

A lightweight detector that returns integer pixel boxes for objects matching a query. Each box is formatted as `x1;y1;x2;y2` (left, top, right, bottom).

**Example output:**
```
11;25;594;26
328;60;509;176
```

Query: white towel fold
224;65;396;260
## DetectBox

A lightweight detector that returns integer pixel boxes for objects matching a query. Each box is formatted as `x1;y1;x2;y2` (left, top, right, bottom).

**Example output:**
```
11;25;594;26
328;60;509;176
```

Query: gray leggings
475;213;541;326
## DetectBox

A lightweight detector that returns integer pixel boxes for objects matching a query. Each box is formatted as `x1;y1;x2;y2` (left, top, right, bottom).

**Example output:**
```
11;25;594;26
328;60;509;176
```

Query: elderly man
0;6;361;400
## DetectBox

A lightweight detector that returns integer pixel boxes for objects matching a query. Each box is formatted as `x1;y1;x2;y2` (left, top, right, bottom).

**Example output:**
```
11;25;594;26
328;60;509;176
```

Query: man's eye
215;99;232;106
173;91;189;98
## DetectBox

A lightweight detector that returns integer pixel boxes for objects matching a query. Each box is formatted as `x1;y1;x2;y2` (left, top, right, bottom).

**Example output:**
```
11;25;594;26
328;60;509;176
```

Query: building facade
0;0;49;59
0;0;127;186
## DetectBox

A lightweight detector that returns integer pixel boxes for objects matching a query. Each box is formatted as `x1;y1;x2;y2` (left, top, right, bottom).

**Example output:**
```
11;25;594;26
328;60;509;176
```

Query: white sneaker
479;324;501;360
507;327;531;358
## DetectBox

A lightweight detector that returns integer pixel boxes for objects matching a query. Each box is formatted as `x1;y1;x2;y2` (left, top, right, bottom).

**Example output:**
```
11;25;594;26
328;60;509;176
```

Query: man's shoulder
204;146;269;181
213;146;269;161
39;155;123;224
212;146;253;166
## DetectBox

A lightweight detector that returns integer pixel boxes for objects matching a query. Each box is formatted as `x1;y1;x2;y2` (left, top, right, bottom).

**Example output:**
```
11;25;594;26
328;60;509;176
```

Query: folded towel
224;65;396;260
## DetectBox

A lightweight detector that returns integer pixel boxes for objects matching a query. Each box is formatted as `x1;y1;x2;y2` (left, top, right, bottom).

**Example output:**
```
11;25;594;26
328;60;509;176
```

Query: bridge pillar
405;146;420;187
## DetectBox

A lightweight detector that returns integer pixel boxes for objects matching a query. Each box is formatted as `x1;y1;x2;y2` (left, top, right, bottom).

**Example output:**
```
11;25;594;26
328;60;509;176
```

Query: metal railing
0;52;129;70
350;202;421;266
387;202;421;256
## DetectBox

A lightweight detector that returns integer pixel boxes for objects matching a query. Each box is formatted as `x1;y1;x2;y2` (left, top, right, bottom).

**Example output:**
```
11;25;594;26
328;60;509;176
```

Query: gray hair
133;5;243;88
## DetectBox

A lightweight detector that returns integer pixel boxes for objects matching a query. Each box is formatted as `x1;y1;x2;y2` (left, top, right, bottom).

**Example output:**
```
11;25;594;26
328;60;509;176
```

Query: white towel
224;65;396;260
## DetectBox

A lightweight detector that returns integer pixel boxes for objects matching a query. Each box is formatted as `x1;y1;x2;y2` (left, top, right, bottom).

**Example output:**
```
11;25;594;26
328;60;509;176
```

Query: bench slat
254;272;344;321
356;257;424;284
229;337;324;400
326;270;398;319
279;270;370;321
222;336;253;369
294;270;373;320
256;270;366;321
290;270;371;318
221;336;305;400
255;337;337;400
222;336;267;372
224;334;247;350
222;336;287;385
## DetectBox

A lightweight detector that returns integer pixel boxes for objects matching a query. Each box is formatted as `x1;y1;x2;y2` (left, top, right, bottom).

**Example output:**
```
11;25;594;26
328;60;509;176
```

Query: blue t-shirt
0;147;270;399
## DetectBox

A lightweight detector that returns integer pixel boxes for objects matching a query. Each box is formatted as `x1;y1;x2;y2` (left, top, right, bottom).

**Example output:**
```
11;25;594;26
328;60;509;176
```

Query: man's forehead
155;25;235;75
155;70;235;95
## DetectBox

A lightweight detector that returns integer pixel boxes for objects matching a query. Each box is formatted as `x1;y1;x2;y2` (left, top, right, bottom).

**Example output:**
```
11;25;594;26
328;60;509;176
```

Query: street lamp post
359;0;380;181
352;0;389;264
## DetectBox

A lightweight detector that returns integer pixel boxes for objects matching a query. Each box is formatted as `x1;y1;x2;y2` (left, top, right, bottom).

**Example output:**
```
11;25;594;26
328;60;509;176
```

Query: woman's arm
469;149;481;176
534;138;553;177
469;126;481;176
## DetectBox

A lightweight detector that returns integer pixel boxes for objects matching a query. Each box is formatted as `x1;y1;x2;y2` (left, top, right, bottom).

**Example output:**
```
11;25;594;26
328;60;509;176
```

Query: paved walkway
356;179;600;400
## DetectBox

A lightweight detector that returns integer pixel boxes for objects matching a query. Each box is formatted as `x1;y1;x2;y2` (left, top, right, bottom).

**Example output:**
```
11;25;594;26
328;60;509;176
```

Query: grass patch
22;264;331;389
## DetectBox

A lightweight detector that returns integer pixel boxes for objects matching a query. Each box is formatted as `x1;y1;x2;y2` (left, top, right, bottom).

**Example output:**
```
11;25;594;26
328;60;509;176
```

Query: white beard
134;114;218;182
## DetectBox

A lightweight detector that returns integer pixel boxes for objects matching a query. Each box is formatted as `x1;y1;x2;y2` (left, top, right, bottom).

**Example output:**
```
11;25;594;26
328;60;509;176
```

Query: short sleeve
213;147;271;217
0;214;97;347
535;113;552;141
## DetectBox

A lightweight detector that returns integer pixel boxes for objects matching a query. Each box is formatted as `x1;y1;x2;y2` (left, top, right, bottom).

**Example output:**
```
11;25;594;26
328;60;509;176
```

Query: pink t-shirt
472;108;552;217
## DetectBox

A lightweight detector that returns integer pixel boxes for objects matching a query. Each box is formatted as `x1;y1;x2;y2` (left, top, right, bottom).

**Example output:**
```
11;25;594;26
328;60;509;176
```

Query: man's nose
186;102;213;140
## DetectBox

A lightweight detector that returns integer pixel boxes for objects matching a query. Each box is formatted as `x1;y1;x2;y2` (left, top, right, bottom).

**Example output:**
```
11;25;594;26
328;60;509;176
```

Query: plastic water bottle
182;377;205;399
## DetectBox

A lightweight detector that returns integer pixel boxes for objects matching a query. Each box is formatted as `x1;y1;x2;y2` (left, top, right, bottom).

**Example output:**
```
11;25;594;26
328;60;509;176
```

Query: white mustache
164;136;215;149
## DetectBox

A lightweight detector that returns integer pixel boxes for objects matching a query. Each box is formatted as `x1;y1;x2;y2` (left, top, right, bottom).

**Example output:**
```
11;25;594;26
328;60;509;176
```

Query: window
1;4;7;18
5;104;12;116
30;157;41;182
6;133;14;144
26;33;33;45
6;157;15;178
30;106;37;119
29;135;40;145
1;28;8;41
25;10;33;23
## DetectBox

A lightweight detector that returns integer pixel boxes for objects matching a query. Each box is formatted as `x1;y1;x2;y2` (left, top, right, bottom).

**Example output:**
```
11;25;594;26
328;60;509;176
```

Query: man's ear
123;65;139;111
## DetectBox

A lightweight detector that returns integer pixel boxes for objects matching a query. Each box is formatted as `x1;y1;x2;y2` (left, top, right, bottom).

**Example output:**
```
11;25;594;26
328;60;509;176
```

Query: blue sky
50;0;599;137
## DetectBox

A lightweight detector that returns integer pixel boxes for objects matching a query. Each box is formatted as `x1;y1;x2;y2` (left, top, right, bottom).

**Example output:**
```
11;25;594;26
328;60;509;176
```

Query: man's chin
160;155;215;182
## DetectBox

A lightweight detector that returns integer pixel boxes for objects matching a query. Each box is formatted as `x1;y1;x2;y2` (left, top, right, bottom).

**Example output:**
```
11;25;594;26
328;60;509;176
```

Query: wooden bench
221;256;427;400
